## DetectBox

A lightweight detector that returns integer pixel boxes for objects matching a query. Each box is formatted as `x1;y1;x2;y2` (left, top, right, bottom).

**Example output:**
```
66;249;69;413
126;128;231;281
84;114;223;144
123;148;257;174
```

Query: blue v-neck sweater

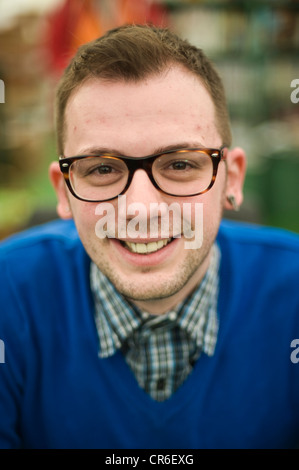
0;219;299;449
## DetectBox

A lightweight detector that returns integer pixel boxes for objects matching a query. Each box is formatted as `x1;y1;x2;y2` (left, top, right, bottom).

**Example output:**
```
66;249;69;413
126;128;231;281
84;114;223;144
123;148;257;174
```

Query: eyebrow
72;142;208;157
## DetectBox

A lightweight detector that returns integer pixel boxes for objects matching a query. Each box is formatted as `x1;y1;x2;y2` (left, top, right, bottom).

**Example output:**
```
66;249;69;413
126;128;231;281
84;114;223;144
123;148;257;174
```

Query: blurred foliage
0;134;57;239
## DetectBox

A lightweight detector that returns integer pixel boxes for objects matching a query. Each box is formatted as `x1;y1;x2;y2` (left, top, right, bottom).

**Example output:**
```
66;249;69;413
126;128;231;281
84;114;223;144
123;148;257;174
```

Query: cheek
70;202;99;235
187;189;224;231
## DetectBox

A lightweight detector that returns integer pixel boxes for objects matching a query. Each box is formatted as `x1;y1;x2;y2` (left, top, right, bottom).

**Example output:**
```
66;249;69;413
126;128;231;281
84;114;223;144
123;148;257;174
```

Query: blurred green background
0;0;298;240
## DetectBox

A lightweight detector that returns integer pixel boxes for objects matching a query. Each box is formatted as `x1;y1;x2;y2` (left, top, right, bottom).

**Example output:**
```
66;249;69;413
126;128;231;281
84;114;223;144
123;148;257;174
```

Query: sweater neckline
83;225;232;420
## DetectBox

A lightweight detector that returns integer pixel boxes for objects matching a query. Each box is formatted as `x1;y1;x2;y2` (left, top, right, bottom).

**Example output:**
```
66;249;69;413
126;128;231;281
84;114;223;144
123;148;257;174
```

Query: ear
49;162;73;219
223;147;247;211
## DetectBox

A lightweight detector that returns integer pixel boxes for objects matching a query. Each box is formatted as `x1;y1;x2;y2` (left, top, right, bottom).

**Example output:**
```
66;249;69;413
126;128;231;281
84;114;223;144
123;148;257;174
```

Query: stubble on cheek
83;225;216;303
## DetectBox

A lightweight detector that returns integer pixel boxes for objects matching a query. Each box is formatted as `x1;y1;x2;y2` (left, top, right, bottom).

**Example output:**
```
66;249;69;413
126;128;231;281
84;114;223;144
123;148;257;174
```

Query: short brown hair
55;24;232;155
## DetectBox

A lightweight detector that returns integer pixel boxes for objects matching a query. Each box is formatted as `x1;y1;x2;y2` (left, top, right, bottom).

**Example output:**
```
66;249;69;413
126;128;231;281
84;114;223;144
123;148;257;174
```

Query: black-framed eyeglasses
59;146;227;202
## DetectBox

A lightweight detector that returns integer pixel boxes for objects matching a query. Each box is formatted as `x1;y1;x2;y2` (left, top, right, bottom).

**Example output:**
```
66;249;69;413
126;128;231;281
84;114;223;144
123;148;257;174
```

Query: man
0;24;298;449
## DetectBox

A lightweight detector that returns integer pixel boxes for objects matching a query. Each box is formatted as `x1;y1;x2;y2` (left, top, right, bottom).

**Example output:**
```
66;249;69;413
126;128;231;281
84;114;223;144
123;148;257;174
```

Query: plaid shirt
90;243;220;401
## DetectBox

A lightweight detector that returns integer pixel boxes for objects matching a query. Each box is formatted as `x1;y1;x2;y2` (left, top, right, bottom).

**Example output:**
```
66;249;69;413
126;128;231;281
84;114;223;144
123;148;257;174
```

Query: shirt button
168;311;176;321
156;377;166;391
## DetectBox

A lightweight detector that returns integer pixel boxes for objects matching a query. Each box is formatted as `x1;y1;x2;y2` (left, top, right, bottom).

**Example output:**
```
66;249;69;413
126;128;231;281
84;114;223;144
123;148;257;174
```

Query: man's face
52;66;235;312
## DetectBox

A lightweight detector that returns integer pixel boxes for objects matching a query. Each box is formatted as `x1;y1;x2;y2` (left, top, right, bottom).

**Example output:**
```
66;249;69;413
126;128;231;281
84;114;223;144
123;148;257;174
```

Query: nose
124;169;163;207
119;168;180;239
122;170;168;237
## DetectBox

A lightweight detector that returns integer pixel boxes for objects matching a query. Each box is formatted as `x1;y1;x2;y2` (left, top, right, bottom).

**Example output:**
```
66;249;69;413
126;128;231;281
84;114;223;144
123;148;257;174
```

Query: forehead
64;66;221;156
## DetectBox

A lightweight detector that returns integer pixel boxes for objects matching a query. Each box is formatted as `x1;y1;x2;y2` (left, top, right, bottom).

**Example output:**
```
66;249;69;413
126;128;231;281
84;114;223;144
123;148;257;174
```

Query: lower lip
109;237;181;267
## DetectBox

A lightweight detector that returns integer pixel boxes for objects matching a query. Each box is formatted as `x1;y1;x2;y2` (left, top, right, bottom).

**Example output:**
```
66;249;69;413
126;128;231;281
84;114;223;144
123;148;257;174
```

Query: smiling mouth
120;238;173;254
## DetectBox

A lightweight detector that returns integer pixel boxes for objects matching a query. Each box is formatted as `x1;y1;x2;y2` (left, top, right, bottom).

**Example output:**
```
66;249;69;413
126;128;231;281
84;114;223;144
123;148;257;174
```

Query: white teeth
136;243;147;254
124;238;172;254
146;242;158;253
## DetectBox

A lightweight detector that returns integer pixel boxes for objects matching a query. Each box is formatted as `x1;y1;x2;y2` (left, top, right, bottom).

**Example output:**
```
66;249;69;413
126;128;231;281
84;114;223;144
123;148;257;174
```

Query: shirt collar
90;243;220;358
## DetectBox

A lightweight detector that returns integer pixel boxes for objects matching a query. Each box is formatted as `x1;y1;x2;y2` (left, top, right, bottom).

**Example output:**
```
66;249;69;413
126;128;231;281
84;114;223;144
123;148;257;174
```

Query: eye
161;158;199;174
89;164;115;175
73;157;126;179
169;160;193;171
